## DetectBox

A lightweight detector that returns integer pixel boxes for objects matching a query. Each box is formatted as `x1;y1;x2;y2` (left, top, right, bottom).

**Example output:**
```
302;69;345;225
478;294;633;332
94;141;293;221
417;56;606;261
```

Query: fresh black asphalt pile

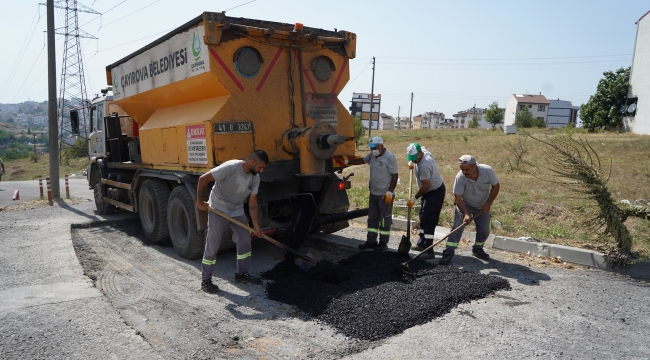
262;251;510;341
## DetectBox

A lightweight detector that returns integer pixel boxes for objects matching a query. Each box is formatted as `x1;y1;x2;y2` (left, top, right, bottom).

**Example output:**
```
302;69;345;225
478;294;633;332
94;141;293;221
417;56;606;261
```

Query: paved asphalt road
0;179;648;359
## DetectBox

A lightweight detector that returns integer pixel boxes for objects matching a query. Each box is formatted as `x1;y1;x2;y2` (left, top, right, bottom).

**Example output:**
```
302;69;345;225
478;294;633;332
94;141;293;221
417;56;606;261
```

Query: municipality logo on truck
192;32;201;61
112;73;120;95
111;27;208;100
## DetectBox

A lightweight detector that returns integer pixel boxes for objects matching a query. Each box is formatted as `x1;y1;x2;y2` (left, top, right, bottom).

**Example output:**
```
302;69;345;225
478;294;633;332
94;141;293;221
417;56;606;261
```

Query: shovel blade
393;262;413;274
299;248;324;270
397;234;412;254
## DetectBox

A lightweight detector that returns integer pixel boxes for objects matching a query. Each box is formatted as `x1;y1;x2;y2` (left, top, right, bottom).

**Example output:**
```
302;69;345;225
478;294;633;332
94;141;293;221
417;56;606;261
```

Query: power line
11;47;46;102
84;27;174;63
0;7;43;101
380;54;633;61
100;0;160;28
80;0;128;27
348;59;372;85
225;0;257;12
378;59;631;66
377;64;630;71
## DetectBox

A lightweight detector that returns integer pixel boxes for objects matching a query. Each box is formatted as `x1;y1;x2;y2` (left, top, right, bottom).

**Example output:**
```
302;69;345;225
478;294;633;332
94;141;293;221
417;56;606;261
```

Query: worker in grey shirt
406;143;446;257
196;150;269;293
439;154;500;265
347;136;398;252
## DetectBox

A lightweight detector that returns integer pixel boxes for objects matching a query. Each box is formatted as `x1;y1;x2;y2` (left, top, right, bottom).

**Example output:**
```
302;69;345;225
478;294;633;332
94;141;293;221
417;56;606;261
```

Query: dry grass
343;128;650;259
2;154;87;181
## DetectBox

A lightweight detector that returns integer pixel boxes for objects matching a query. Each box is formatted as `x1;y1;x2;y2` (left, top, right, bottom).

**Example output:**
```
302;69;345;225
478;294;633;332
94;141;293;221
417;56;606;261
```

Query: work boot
358;242;377;250
375;242;388;252
439;251;454;265
472;247;490;260
419;250;435;260
412;245;426;252
234;272;262;285
201;280;220;294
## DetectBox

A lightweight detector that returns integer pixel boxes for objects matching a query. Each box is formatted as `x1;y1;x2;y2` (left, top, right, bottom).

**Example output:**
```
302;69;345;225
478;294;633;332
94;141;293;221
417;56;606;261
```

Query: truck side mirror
70;110;80;135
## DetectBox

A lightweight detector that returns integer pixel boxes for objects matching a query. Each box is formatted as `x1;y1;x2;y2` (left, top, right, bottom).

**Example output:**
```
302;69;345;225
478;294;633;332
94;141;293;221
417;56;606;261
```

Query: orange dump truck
79;12;367;259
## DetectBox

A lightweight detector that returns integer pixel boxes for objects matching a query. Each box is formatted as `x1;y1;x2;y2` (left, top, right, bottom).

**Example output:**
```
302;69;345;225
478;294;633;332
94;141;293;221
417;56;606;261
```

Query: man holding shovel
405;143;446;258
347;136;398;252
439;155;500;265
196;150;269;293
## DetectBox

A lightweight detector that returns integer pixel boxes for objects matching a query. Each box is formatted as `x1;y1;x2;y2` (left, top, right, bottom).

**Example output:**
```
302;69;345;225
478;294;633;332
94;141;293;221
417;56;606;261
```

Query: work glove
406;196;416;208
342;156;349;165
381;191;394;205
408;161;414;170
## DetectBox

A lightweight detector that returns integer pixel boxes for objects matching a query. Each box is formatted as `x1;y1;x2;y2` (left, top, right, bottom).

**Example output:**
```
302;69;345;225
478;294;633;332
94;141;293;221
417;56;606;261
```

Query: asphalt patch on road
263;251;510;341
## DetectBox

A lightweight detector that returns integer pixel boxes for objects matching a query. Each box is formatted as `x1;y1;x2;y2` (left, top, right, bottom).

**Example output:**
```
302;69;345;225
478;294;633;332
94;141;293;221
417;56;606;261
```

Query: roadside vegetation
343;127;650;260
0;128;47;160
1;153;87;182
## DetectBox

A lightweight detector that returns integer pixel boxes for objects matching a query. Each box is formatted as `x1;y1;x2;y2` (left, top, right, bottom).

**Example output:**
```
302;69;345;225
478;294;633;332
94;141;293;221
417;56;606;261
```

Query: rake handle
207;206;316;264
406;213;481;265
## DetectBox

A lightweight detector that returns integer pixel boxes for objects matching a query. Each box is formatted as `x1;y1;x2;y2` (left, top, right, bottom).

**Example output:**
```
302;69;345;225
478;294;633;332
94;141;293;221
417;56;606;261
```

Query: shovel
394;213;480;274
397;167;414;254
208;206;317;265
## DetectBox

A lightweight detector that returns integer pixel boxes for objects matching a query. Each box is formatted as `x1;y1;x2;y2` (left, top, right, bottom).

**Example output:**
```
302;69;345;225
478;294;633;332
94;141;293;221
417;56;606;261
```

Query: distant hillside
0;121;27;133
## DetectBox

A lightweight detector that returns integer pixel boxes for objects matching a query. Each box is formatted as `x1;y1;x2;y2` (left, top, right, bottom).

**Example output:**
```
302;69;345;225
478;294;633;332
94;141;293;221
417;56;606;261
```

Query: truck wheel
167;186;205;259
139;179;171;243
94;171;116;215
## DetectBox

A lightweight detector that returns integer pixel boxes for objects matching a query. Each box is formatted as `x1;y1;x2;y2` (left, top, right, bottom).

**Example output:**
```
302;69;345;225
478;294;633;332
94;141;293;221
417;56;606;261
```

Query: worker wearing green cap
405;143;446;257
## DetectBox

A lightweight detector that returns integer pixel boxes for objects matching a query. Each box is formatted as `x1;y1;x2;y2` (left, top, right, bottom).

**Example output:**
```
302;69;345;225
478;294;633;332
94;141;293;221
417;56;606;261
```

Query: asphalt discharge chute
262;251;510;341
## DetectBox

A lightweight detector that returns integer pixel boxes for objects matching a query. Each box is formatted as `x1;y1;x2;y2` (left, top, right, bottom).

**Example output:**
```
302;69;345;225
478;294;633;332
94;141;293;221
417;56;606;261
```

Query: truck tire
139;179;171;243
94;171;116;215
167;186;205;259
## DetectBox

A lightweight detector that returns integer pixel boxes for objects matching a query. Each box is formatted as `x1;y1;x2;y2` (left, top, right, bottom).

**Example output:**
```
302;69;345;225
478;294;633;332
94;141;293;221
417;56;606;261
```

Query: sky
0;0;647;120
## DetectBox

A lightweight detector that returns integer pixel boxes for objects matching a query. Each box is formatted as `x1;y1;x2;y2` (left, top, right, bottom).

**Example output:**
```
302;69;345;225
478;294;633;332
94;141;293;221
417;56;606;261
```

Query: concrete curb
352;215;416;231
455;230;609;270
347;216;649;279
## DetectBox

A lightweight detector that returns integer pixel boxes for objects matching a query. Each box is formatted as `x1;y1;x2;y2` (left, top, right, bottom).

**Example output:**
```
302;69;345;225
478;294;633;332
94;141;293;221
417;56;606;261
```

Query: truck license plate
214;122;253;134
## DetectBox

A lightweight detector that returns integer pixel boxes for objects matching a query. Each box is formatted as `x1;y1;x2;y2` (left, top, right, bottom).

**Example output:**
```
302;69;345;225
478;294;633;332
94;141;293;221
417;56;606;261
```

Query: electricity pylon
53;0;99;159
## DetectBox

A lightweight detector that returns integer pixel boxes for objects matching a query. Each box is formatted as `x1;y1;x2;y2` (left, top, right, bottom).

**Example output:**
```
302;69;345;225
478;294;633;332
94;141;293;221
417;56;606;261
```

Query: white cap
458;155;477;165
367;136;383;148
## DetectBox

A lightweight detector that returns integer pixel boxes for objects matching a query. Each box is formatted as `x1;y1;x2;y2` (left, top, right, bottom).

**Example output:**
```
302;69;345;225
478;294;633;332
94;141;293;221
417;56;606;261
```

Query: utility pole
367;56;375;138
47;0;60;199
397;106;401;130
409;92;414;130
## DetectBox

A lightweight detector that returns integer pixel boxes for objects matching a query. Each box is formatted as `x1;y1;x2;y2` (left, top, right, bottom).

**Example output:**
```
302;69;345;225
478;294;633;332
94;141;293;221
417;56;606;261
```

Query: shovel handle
207;206;316;265
407;213;481;264
406;167;414;234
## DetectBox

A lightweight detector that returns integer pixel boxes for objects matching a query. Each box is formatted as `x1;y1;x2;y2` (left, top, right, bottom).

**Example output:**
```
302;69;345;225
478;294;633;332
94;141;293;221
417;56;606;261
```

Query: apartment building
350;92;381;130
504;94;550;127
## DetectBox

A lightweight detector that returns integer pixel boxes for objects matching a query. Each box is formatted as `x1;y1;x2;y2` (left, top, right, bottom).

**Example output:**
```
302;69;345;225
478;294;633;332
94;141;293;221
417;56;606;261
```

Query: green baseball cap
406;143;421;161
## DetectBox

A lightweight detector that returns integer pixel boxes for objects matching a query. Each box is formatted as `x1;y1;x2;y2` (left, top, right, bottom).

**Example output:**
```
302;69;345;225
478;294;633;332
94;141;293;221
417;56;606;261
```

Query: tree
353;115;365;148
532;117;547;128
484;101;504;128
515;106;535;128
580;67;630;131
468;114;480;128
